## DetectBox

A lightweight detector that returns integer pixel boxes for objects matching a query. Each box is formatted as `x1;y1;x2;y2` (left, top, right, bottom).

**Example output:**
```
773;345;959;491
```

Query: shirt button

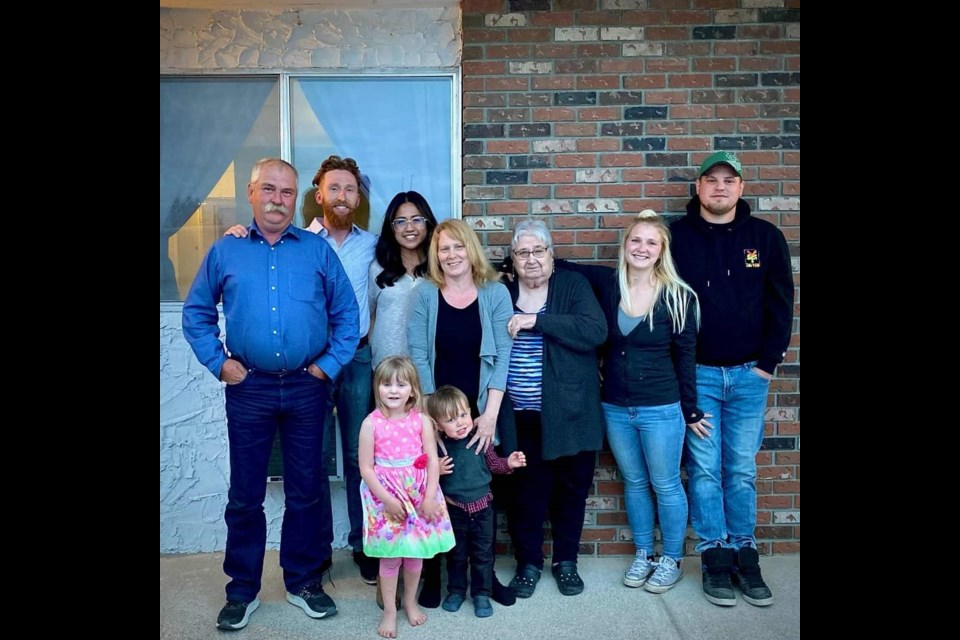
271;286;276;291
276;353;280;357
272;307;277;311
273;330;278;335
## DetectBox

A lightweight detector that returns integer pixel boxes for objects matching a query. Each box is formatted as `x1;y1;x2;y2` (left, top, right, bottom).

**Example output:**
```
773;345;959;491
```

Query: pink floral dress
360;408;455;558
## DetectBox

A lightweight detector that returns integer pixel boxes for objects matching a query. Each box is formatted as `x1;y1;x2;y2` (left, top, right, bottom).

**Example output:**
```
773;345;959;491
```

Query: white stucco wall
159;5;461;554
160;6;460;70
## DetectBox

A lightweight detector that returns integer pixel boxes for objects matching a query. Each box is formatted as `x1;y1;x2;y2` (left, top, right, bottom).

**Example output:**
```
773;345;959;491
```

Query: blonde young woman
407;219;516;609
598;210;710;594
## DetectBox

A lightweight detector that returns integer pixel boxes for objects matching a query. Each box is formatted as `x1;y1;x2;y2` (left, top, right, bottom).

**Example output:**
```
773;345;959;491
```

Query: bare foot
378;610;398;638
404;601;427;627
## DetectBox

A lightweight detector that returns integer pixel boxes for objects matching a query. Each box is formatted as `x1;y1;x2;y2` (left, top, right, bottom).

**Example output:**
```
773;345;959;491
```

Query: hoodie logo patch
744;249;760;268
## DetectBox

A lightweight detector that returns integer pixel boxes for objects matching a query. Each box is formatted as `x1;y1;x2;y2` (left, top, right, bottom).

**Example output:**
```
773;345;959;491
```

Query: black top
597;275;702;423
672;197;794;375
505;270;607;460
438;435;492;503
435;291;482;417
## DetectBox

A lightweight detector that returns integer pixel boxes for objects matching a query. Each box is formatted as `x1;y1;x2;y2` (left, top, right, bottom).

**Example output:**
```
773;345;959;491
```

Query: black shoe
701;547;737;607
441;592;465;612
734;547;774;607
473;595;493;618
508;564;541;599
418;578;442;609
216;599;259;631
491;577;516;606
286;581;338;618
552;561;585;596
353;549;378;585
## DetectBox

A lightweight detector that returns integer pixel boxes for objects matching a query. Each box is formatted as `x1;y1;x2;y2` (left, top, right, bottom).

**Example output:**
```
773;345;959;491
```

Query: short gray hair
250;157;298;184
511;219;553;251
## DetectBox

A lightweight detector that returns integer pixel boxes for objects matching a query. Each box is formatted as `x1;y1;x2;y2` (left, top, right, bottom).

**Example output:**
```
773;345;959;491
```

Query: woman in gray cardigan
503;220;607;599
407;219;514;450
407;218;516;609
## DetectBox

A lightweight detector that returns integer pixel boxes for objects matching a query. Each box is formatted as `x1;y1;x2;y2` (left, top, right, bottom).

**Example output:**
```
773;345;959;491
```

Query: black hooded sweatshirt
671;197;794;375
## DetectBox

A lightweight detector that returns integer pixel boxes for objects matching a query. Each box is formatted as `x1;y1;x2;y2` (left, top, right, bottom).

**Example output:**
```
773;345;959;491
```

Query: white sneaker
644;556;683;593
623;551;656;587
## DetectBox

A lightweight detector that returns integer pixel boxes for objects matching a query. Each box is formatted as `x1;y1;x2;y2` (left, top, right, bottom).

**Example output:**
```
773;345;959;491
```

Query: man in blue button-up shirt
218;156;381;585
182;158;359;630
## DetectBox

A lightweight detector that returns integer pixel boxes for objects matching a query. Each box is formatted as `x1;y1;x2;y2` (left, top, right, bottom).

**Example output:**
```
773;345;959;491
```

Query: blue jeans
603;402;688;559
223;370;332;601
685;362;770;552
325;343;372;551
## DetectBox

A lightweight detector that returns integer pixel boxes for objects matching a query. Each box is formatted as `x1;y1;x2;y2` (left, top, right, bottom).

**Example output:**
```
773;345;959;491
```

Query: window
159;72;460;302
160;76;281;301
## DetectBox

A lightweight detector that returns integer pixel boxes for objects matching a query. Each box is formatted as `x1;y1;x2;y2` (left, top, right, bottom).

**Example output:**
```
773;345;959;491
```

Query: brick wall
462;0;800;556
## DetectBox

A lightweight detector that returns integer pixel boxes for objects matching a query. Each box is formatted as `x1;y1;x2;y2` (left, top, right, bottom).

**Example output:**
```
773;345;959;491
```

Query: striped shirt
506;303;547;410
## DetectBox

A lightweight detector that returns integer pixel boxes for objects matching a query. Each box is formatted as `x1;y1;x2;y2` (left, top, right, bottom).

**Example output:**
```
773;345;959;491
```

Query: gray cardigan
506;269;607;460
407;280;514;417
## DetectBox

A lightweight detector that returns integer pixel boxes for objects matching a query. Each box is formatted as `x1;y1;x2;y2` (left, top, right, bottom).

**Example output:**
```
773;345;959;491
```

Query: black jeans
446;503;495;597
510;410;596;570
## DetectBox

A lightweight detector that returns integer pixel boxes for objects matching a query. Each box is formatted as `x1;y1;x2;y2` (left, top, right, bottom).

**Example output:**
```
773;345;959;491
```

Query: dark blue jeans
324;343;372;552
446;504;494;597
223;370;332;601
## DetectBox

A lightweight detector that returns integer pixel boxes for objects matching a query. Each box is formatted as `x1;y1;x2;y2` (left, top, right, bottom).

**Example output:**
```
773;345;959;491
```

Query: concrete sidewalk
161;550;799;640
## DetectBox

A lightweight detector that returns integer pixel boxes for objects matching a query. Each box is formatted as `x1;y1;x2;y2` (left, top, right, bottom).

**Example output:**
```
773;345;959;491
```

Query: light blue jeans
603;401;688;560
685;362;770;552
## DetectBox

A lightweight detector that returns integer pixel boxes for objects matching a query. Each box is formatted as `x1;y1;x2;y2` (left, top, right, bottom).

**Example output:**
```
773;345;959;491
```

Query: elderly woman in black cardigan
503;219;607;598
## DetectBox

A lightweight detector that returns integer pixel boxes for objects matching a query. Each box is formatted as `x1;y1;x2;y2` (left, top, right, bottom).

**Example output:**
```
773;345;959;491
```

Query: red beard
323;202;355;230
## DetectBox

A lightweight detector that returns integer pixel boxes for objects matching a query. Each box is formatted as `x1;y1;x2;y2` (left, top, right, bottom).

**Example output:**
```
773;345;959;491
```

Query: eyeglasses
514;247;548;261
392;216;427;230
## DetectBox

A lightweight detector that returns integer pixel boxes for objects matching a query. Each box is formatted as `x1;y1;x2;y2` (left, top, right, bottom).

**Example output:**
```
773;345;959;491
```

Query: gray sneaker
644;556;683;593
623;551;656;587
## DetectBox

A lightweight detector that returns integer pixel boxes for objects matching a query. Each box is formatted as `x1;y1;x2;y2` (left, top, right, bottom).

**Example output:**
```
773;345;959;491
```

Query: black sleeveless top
434;291;482;417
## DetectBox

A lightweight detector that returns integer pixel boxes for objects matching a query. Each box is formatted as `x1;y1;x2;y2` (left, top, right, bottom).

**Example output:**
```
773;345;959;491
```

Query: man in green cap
671;151;794;608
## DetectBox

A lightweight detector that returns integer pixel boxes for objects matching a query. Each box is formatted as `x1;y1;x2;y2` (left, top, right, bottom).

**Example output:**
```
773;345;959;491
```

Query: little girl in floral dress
359;356;456;638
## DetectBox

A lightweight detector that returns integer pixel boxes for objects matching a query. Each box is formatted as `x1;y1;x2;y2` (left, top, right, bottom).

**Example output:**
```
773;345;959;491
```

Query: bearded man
307;155;380;585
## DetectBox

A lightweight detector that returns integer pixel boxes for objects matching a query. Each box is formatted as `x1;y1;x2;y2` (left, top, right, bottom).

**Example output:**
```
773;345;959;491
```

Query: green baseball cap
699;151;742;177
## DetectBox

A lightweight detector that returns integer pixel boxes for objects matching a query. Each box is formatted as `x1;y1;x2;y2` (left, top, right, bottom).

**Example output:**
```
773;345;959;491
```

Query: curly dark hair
311;155;362;189
374;191;438;288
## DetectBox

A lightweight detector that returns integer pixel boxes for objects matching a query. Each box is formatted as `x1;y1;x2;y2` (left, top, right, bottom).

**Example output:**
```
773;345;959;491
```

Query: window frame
160;69;462;480
159;70;462;302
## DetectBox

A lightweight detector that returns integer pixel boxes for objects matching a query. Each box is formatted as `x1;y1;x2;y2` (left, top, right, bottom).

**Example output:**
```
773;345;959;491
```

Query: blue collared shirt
182;222;360;380
307;218;377;339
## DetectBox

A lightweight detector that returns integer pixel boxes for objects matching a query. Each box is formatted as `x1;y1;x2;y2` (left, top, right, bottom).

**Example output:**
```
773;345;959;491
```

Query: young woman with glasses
368;191;439;370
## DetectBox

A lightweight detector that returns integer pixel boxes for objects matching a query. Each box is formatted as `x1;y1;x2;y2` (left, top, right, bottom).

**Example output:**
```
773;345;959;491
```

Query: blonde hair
617;210;700;334
372;356;424;413
425;385;471;426
427;219;500;287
